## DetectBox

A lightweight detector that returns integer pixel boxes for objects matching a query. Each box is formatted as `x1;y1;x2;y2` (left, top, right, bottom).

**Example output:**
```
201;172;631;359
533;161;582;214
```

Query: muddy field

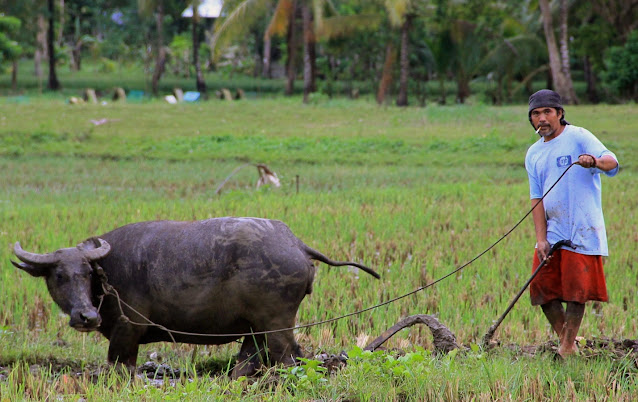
3;319;637;384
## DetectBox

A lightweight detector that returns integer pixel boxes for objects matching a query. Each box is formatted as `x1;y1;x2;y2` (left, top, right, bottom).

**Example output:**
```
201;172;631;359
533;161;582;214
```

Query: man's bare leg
558;302;585;357
541;299;566;337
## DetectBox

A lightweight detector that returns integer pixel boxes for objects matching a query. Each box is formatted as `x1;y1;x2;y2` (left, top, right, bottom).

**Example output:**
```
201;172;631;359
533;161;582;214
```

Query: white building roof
181;0;223;18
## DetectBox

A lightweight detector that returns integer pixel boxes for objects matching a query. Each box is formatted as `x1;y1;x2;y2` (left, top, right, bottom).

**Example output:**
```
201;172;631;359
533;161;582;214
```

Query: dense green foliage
0;15;22;68
0;0;637;102
604;30;638;100
0;96;637;399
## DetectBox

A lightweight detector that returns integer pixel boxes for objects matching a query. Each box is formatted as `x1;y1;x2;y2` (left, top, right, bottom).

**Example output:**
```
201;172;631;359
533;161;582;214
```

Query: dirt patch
1;336;636;383
499;337;638;360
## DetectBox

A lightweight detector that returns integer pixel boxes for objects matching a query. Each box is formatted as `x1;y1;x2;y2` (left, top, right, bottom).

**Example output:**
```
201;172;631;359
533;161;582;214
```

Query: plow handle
481;240;575;347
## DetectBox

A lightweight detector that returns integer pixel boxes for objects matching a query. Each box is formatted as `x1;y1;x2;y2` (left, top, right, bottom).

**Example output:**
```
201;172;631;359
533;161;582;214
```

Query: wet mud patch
499;337;638;360
0;357;103;375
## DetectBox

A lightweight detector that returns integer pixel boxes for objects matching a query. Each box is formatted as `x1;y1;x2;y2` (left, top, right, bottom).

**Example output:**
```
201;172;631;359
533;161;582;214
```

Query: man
524;89;619;358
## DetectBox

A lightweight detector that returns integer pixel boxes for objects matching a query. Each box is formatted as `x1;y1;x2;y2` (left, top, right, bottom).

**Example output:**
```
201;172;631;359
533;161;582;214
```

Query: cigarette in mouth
535;127;541;134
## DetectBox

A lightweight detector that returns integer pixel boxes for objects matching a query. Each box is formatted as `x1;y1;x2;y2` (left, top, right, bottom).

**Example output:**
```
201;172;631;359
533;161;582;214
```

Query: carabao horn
80;238;111;261
14;242;60;266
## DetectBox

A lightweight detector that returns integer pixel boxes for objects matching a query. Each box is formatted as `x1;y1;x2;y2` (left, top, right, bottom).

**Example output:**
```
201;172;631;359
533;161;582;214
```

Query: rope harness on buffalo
95;163;578;340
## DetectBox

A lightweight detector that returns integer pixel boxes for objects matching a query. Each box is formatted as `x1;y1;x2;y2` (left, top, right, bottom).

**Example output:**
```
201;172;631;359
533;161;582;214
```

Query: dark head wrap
528;89;569;128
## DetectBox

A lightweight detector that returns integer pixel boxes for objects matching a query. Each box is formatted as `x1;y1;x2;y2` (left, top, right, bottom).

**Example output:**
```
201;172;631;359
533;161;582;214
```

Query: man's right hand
536;239;551;261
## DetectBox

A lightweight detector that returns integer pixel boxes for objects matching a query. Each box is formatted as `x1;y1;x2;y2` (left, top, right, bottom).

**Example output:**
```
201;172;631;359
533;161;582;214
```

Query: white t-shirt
525;125;619;256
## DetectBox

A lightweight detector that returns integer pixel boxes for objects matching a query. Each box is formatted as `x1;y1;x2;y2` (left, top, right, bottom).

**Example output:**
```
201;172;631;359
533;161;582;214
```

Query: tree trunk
11;60;18;91
285;0;298;96
192;2;207;94
151;4;166;96
455;70;470;104
253;30;262;77
47;0;60;90
35;15;47;79
538;0;577;104
308;31;316;92
377;41;395;105
57;0;65;48
583;55;598;103
558;0;578;103
70;14;82;71
263;37;272;78
71;40;82;71
438;76;446;105
396;14;413;107
302;3;316;103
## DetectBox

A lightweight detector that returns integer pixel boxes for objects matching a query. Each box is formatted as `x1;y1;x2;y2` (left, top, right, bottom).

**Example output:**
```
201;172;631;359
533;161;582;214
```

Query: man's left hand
577;154;597;168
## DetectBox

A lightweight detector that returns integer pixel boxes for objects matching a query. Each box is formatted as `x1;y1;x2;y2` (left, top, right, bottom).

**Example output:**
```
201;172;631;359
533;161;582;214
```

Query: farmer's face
530;107;564;141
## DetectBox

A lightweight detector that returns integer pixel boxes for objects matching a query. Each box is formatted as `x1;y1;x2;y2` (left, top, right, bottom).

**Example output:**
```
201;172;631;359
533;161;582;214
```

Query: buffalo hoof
231;361;259;379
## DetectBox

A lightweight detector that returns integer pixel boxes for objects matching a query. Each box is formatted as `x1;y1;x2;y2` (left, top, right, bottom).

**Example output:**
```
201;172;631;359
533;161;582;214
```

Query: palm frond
265;0;294;38
509;64;549;97
316;14;384;39
384;0;409;27
474;34;546;77
313;0;340;33
210;0;270;58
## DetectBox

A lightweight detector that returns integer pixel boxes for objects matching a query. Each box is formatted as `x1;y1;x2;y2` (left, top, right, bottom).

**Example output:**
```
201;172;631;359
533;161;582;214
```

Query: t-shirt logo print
557;155;572;167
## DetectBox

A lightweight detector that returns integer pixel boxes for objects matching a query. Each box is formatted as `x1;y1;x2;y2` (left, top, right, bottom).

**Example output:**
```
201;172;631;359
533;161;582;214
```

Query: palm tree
214;0;388;102
376;41;395;105
385;0;420;107
558;0;577;103
464;4;548;104
480;34;548;104
303;1;382;101
212;0;331;100
396;13;415;106
212;0;290;94
427;30;452;105
270;0;299;96
260;0;315;99
190;0;207;94
138;0;167;96
211;0;298;95
47;0;60;90
448;19;482;103
301;2;317;102
538;0;578;104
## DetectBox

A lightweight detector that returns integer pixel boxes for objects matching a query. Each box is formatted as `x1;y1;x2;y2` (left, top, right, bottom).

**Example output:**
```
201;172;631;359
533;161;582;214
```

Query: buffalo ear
11;260;49;277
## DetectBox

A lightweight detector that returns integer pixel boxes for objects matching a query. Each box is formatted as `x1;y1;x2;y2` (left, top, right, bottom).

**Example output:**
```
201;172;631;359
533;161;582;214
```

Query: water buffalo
12;217;379;378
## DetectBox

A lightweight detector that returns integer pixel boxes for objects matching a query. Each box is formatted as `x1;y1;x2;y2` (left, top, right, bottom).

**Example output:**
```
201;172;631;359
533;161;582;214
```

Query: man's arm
531;198;550;260
577;154;618;172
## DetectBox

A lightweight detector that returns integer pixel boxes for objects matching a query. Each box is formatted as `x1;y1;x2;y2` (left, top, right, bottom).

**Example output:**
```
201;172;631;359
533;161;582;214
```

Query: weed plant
0;97;636;399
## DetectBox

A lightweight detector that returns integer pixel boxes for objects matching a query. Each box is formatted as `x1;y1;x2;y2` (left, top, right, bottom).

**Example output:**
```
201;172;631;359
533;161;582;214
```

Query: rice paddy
1;97;637;399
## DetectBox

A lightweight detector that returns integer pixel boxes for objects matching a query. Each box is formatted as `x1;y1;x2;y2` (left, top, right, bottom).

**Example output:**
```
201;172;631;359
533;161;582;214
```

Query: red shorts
529;249;608;306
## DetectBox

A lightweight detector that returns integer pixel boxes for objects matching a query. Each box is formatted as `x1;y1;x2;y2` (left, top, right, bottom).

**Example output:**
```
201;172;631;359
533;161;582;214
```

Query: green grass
0;97;637;399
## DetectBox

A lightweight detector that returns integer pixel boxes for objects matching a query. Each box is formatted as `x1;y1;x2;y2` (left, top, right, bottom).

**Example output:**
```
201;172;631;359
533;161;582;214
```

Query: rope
96;163;577;339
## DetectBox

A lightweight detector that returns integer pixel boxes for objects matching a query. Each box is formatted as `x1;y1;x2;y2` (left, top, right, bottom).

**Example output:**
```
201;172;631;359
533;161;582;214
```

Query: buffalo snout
69;308;101;331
